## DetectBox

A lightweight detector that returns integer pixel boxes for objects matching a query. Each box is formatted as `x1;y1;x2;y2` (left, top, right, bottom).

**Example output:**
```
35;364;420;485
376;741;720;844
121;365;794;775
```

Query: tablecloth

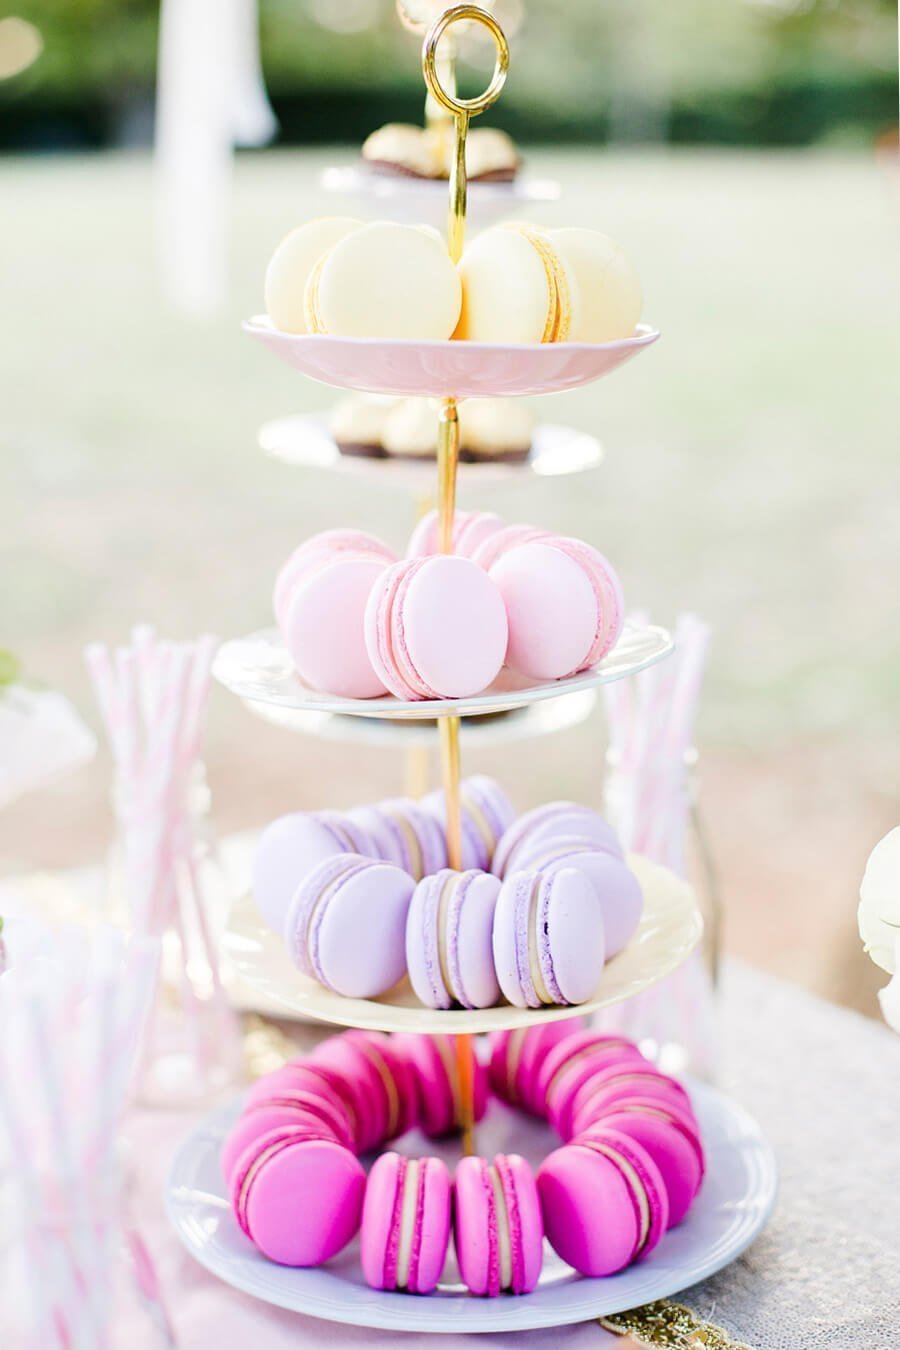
131;959;900;1350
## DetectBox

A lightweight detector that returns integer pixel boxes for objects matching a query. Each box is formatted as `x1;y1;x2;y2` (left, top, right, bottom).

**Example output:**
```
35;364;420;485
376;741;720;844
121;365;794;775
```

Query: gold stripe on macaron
303;249;331;334
504;224;572;344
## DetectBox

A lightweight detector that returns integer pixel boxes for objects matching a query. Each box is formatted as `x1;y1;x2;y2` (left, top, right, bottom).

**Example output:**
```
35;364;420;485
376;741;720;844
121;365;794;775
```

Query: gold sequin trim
600;1299;753;1349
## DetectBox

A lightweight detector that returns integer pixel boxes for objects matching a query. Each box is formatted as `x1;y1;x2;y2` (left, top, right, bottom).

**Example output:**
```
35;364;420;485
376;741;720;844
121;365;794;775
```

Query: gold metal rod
436;400;459;553
448;108;469;263
455;1032;476;1156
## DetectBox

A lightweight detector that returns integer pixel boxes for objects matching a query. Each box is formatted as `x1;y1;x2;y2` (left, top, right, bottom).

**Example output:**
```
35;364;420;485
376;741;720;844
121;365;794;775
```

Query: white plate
165;1081;777;1334
240;688;598;748
244;320;660;400
260;416;604;487
222;854;702;1035
213;624;673;722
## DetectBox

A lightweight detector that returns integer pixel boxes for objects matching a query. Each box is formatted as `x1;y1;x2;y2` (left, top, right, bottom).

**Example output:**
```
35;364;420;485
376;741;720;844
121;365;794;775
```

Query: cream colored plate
222;854;702;1035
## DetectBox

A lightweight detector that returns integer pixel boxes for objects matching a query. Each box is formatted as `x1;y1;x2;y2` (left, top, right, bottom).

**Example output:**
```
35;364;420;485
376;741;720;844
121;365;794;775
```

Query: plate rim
164;1079;778;1334
212;623;674;721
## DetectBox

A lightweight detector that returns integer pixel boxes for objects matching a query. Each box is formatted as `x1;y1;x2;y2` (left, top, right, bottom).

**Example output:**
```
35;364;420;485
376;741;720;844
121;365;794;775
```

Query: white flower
858;827;900;975
878;939;900;1034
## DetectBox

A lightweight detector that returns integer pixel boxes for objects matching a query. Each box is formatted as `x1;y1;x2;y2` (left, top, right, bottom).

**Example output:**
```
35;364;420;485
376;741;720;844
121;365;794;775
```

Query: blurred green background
1;0;896;150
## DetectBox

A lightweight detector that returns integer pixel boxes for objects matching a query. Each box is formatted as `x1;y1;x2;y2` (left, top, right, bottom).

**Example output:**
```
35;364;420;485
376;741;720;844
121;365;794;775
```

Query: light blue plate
165;1079;776;1334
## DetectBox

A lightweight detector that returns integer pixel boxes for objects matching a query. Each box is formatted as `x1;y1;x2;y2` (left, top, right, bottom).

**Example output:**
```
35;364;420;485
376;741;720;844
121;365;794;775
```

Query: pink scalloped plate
243;318;660;399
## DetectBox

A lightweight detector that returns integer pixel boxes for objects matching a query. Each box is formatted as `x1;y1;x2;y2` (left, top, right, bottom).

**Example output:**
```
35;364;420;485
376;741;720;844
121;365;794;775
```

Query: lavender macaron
512;838;643;959
422;775;516;872
283;853;414;999
252;810;378;933
491;801;624;880
347;797;447;881
492;867;606;1009
406;868;502;1010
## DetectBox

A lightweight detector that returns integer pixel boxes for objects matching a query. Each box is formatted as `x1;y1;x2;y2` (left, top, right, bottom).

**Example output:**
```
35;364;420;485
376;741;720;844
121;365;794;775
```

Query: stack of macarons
361;122;520;183
221;1028;489;1270
252;783;644;1009
222;1024;704;1290
489;1024;706;1274
273;516;624;699
265;217;640;345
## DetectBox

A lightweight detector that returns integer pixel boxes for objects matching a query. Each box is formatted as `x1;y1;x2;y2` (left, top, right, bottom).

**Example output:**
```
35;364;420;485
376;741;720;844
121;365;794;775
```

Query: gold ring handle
422;5;509;118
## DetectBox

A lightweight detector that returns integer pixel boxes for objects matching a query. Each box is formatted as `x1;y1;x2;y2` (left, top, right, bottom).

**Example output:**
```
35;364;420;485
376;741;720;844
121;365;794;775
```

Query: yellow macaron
265;217;363;334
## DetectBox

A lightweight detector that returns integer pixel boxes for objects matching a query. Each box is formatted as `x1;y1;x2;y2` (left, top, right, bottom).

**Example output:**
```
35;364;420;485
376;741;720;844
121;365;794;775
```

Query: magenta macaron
406;868;501;1010
598;1099;706;1226
569;1062;694;1139
490;535;624;681
422;775;517;872
538;1126;669;1276
537;1030;648;1138
310;1031;419;1153
364;554;508;701
283;853;414;999
394;1033;488;1138
488;1019;584;1115
252;809;379;933
492;867;606;1009
228;1124;365;1266
454;1153;543;1296
361;1152;452;1293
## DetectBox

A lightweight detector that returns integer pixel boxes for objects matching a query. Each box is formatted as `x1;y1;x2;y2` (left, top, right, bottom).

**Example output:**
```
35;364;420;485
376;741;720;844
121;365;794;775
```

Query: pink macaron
245;1061;360;1142
469;524;550;573
364;555;508;701
240;1082;354;1147
488;1020;585;1116
394;1033;488;1138
490;536;624;681
569;1062;694;1139
282;553;390;699
283;854;414;999
454;1153;543;1296
597;1100;706;1226
492;867;606;1009
491;801;624;879
252;810;379;933
539;1127;669;1276
406;509;505;561
406;868;501;1010
228;1124;365;1266
221;1102;350;1187
273;529;397;627
361;1152;452;1293
310;1031;418;1152
347;797;448;880
421;775;517;872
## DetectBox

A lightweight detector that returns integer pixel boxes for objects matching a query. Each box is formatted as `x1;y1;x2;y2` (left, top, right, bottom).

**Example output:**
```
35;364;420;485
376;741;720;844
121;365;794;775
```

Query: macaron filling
394;1157;422;1289
488;1163;513;1291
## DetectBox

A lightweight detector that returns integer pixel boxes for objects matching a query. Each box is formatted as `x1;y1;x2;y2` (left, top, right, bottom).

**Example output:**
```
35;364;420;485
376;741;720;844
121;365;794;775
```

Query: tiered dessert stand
169;6;776;1333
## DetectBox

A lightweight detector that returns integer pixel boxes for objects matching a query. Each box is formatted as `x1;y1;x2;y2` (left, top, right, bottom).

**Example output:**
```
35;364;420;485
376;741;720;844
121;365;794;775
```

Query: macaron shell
537;1130;667;1276
491;800;623;879
598;1105;705;1227
360;1152;402;1289
541;867;607;1004
543;850;643;959
549;536;624;666
315;222;461;340
548;227;642;343
455;228;551;344
406;872;452;1009
570;1067;693;1137
497;1153;544;1294
252;813;352;933
401;556;508;699
265;217;363;334
492;872;537;1008
454;870;502;1009
283;556;388;699
313;862;414;998
237;1133;365;1266
221;1106;339;1187
536;1028;640;1110
413;1156;453;1293
309;1035;391;1151
491;541;598;681
453;1155;498;1295
548;1045;649;1140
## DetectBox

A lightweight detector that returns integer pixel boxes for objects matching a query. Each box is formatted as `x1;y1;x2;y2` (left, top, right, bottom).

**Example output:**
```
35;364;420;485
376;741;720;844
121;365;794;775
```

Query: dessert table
134;959;899;1350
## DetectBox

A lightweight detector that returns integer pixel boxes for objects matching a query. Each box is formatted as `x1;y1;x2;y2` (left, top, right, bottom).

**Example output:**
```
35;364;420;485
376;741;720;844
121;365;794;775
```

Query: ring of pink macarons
252;781;645;1008
221;1022;705;1295
273;516;624;701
